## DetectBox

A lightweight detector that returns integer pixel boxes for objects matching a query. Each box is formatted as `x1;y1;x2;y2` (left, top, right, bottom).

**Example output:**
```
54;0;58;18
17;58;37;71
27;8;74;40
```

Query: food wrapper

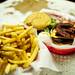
31;38;59;72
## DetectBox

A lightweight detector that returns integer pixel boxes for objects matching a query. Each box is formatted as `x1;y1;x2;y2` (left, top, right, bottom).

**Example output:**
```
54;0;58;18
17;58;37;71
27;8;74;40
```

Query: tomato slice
46;44;75;55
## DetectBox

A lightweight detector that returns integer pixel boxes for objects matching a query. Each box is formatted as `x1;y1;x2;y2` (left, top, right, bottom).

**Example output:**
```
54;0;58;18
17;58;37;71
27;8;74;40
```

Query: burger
25;9;75;55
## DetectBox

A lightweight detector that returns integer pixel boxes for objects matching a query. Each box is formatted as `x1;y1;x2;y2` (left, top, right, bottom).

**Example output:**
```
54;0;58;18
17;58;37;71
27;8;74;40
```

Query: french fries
5;63;11;74
0;59;7;75
0;25;39;74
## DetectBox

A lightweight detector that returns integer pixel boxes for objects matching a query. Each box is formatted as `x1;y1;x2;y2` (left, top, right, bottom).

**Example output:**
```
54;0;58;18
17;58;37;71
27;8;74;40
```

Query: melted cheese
50;29;58;38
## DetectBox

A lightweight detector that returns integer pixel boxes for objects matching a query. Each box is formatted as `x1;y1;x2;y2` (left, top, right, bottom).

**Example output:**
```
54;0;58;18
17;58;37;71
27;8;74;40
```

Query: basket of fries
0;24;40;75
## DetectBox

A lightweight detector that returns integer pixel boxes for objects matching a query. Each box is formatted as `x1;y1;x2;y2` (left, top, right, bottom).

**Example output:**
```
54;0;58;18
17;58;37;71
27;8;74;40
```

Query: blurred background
0;0;75;3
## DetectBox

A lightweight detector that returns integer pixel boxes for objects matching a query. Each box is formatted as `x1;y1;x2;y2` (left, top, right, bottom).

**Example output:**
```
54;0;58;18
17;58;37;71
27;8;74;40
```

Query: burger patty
51;23;75;45
52;38;74;45
56;23;75;39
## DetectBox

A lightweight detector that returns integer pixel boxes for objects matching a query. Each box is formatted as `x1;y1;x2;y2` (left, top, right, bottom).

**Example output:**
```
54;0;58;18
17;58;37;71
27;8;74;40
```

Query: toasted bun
25;12;51;30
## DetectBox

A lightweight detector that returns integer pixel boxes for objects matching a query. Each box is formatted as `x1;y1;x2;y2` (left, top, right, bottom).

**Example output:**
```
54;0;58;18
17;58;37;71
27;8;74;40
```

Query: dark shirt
68;0;75;2
0;0;6;3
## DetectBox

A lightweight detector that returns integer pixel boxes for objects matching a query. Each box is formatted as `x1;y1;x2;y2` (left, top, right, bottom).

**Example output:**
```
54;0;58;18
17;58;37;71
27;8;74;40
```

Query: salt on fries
0;25;39;75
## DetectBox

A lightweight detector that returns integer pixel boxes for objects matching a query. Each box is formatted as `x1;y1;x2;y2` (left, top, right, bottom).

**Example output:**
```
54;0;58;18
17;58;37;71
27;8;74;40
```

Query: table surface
0;0;75;75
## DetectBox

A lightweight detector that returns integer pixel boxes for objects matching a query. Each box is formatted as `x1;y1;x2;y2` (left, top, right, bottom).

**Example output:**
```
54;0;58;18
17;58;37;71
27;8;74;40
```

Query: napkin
31;38;59;72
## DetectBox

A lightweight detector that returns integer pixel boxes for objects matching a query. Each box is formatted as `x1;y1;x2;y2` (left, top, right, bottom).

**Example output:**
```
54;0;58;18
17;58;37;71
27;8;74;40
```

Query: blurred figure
68;0;75;2
0;0;6;3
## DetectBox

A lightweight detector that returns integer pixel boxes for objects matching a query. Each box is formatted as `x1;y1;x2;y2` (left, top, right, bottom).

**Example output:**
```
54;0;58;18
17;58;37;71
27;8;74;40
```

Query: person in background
68;0;75;2
0;0;6;3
